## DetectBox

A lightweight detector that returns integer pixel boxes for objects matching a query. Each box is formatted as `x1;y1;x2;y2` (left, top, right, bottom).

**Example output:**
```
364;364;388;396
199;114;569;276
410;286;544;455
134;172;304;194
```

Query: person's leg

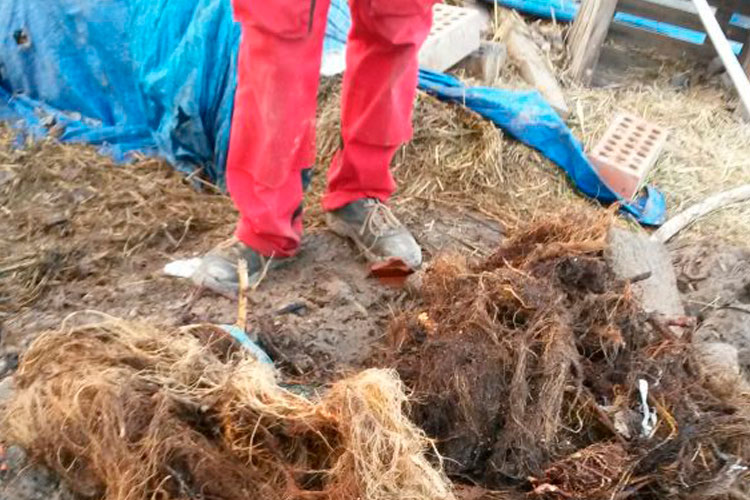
194;0;330;294
323;0;435;210
228;0;330;258
324;0;435;269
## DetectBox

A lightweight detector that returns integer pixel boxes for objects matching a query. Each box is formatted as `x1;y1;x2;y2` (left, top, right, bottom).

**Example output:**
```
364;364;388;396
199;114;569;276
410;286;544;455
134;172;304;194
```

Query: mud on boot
326;198;422;269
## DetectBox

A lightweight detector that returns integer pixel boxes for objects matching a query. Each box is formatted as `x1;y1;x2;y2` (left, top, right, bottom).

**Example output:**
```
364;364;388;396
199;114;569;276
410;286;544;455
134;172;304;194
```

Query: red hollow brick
589;112;668;201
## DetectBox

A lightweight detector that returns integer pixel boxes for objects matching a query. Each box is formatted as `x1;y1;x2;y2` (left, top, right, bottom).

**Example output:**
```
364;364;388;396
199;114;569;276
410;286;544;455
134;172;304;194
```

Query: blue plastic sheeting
490;0;744;54
0;0;241;181
418;70;667;226
1;0;665;224
0;0;352;182
220;325;274;365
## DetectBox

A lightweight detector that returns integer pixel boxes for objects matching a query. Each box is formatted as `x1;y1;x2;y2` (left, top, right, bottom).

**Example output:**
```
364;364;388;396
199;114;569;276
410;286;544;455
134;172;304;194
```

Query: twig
652;185;750;243
252;257;273;292
687;299;750;316
583;390;629;447
627;271;652;284
236;258;249;335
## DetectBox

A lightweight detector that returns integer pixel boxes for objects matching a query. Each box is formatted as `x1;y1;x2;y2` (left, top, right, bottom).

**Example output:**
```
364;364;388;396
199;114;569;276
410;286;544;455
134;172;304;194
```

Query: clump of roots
2;316;454;500
390;209;750;498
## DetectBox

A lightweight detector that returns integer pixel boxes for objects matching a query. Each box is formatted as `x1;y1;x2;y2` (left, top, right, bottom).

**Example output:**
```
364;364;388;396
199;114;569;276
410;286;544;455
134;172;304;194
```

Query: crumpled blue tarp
0;0;665;225
418;70;666;225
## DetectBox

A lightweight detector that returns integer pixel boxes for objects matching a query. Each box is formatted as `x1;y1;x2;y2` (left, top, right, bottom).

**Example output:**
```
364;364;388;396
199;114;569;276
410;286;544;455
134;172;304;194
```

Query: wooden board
569;0;619;84
609;22;716;60
616;0;709;32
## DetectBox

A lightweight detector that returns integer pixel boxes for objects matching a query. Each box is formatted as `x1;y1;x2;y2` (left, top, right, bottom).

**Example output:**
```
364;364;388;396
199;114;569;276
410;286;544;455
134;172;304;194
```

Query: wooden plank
724;24;749;44
616;0;708;31
504;20;570;116
741;29;750;77
609;22;715;59
692;0;750;116
711;0;750;16
568;0;619;84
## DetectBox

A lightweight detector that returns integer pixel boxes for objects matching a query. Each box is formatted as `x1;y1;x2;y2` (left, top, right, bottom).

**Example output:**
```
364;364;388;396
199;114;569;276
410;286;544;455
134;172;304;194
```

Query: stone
0;376;15;406
606;227;685;318
462;41;508;85
696;341;746;398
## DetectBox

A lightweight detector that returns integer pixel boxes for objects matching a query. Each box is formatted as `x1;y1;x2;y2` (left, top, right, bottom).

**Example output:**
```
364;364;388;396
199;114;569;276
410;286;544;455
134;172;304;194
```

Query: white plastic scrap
163;257;202;279
638;379;657;438
321;49;346;76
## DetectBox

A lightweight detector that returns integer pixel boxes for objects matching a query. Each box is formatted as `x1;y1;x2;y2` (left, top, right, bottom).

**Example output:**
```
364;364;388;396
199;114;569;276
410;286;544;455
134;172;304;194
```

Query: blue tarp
0;0;665;224
418;71;666;225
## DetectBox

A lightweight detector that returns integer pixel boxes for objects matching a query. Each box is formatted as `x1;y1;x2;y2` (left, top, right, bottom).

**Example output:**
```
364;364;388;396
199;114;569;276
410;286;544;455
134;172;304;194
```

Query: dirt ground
2;131;748;500
0;133;503;378
2;22;750;499
0;130;506;500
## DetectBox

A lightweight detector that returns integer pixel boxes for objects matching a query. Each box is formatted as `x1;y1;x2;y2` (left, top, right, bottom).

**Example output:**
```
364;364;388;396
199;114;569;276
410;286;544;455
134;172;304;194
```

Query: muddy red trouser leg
322;0;434;210
227;0;331;258
228;0;434;255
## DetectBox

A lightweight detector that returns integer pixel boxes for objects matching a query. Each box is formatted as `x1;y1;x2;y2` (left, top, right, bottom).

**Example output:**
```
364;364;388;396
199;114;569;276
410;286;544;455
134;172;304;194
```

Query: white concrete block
419;4;483;72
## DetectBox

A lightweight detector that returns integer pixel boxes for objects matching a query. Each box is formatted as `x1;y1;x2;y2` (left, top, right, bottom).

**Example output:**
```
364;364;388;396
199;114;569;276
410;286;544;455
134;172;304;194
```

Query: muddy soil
2;138;748;500
0;140;504;499
673;241;750;370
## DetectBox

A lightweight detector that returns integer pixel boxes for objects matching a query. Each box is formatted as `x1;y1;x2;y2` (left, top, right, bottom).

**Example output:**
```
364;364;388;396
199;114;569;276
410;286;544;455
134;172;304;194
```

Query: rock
696;342;746;398
706;56;724;76
695;309;750;371
0;445;77;500
670;71;691;89
719;71;734;92
606;227;685;318
462;41;508;86
0;376;15;406
3;446;28;471
405;269;425;297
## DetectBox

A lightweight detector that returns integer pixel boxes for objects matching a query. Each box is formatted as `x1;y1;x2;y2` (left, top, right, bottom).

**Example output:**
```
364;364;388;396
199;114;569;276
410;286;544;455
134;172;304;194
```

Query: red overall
228;0;435;257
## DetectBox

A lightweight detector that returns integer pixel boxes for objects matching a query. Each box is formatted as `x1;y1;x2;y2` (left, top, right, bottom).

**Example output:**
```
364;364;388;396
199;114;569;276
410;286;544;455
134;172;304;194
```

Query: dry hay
388;209;750;499
312;77;593;229
567;81;750;245
1;315;454;500
0;128;234;314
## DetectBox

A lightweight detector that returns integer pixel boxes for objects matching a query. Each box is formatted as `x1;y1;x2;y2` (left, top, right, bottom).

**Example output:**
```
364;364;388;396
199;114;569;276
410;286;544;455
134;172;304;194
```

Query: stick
236;258;249;333
651;185;750;243
691;0;750;117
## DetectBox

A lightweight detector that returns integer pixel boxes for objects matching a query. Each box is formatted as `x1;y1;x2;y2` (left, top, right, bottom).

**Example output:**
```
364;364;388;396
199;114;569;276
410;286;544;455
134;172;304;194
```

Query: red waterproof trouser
227;0;435;257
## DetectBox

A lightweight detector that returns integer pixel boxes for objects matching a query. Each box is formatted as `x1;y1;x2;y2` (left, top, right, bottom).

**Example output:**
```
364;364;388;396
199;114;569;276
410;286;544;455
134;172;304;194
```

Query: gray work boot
326;198;422;269
192;238;286;296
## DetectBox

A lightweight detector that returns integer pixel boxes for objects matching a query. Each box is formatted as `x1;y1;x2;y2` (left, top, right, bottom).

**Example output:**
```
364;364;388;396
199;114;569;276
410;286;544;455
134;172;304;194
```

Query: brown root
389;209;750;498
2;315;454;500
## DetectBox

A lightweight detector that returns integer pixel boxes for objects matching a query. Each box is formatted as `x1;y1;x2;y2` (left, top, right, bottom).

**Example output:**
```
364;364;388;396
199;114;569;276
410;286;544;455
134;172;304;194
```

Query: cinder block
590;112;668;200
419;4;482;72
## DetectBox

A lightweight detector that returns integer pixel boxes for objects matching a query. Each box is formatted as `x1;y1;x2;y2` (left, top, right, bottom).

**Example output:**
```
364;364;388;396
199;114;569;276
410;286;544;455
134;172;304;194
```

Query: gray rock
0;377;15;406
462;41;508;85
606;227;685;317
696;341;746;398
0;446;75;500
695;309;750;371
